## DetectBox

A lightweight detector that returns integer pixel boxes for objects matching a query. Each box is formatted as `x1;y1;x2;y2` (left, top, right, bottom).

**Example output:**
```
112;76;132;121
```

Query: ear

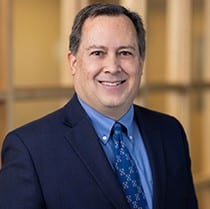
67;51;77;76
139;57;145;75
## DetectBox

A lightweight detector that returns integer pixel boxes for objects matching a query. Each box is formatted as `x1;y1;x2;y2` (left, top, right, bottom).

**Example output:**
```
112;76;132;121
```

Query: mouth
99;80;126;87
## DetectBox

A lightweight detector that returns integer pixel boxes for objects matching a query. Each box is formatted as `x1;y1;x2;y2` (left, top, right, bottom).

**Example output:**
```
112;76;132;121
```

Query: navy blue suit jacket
0;94;198;209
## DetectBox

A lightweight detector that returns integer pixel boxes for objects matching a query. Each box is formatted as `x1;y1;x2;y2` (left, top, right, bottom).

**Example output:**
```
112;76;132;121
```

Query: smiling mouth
99;80;126;87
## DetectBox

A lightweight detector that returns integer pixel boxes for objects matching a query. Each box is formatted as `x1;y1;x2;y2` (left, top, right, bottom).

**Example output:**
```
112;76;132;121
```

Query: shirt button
102;135;107;141
129;136;133;140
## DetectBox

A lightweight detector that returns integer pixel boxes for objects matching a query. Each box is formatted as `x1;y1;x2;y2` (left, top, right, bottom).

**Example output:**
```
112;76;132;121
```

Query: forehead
83;14;135;30
80;15;138;45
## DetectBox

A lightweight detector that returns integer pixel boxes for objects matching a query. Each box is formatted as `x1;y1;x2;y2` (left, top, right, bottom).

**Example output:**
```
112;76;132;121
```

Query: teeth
101;81;122;86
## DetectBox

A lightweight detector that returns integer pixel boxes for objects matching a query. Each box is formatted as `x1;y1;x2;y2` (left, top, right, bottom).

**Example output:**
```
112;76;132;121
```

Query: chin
102;99;126;109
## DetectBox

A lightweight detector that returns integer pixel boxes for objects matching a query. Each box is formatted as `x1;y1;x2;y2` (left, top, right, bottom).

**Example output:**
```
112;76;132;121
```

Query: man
0;3;198;209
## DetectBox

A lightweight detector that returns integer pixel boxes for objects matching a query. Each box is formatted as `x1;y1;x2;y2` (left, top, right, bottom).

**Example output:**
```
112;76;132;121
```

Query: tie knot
111;122;125;149
111;122;127;140
112;122;128;135
113;122;123;133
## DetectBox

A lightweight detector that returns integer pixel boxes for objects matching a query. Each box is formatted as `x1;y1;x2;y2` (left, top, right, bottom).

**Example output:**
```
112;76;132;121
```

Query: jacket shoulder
134;104;185;132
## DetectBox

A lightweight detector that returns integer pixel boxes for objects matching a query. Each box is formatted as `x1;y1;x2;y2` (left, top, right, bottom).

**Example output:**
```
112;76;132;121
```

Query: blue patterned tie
111;122;148;209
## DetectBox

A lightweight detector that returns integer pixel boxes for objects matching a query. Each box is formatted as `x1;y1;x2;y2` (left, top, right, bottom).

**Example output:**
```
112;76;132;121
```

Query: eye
90;51;105;57
119;51;133;56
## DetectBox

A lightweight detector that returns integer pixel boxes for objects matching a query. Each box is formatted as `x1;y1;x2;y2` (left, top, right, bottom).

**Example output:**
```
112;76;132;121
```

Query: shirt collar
78;96;134;144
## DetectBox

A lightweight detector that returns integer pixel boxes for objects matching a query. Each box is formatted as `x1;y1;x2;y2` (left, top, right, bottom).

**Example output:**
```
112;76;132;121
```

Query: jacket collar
62;94;130;209
134;105;166;209
62;94;166;209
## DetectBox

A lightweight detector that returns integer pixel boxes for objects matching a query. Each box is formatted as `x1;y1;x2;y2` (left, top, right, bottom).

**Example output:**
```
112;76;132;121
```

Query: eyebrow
85;45;107;51
85;45;137;51
118;46;137;51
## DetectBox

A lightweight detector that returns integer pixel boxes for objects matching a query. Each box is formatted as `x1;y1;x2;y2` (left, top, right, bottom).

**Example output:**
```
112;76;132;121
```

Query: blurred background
0;0;210;208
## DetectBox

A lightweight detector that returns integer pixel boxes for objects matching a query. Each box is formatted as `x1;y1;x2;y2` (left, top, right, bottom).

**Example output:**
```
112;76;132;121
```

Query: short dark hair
69;2;146;59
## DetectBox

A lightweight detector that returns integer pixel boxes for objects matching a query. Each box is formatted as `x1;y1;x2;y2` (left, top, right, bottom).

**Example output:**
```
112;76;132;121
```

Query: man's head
69;2;146;59
68;3;146;119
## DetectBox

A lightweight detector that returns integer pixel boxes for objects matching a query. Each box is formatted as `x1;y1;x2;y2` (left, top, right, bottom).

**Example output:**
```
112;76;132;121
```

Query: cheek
75;68;94;85
131;68;143;88
134;62;143;77
80;64;101;81
128;65;143;79
137;69;143;79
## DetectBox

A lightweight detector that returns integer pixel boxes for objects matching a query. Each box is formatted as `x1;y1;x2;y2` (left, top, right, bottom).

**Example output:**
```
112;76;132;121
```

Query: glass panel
146;0;166;84
191;1;210;208
0;104;6;143
13;98;67;128
191;0;205;82
140;91;167;113
0;0;10;91
189;90;203;175
13;0;61;87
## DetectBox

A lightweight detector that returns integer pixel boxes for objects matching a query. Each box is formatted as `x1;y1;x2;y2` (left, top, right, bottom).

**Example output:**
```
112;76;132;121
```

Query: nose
103;54;121;74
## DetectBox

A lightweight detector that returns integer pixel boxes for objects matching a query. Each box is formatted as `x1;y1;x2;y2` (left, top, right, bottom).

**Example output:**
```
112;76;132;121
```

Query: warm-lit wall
13;0;60;87
13;0;62;128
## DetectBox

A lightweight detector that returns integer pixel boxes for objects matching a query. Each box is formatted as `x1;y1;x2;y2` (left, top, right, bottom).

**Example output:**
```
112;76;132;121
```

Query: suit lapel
62;95;129;209
62;95;167;209
134;106;166;209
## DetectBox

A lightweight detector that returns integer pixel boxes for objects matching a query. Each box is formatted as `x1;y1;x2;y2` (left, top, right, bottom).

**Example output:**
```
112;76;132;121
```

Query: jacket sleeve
0;132;46;209
163;117;199;209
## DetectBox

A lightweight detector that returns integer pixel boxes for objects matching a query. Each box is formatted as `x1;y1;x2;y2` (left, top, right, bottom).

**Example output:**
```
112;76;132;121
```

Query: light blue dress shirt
78;97;153;209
